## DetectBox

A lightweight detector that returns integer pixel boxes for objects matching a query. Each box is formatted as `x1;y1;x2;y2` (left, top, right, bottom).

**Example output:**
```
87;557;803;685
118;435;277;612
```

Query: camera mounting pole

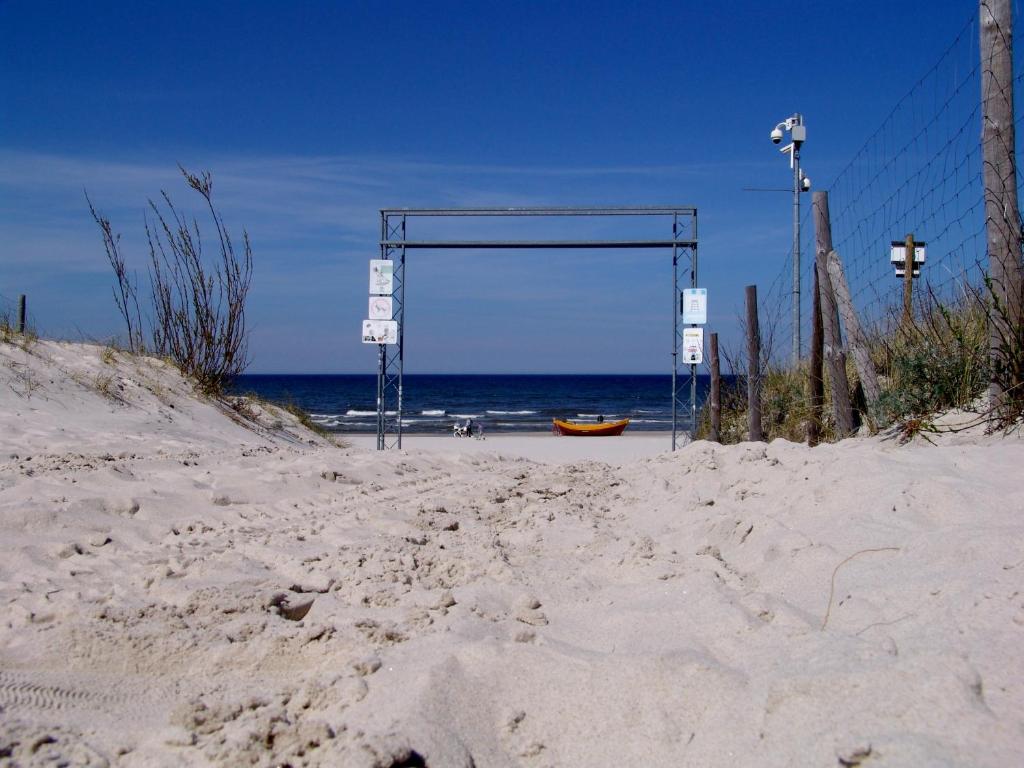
771;113;808;366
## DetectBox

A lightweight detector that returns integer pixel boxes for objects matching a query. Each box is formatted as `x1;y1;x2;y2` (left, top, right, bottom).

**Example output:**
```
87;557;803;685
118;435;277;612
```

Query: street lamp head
770;126;784;144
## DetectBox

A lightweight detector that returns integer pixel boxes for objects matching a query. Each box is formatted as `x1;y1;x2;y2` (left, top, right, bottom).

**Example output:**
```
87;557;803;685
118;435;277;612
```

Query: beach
2;340;1023;766
345;433;679;464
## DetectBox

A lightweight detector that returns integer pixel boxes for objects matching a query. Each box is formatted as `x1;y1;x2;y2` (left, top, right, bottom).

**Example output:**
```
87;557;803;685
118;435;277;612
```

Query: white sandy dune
1;340;1022;767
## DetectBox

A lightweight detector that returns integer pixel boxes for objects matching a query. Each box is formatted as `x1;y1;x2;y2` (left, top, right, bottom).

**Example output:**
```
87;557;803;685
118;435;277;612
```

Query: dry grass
1;311;38;352
88;167;253;396
227;393;345;447
4;357;41;399
698;363;846;444
92;372;128;404
281;401;333;439
872;291;990;425
702;281;1020;445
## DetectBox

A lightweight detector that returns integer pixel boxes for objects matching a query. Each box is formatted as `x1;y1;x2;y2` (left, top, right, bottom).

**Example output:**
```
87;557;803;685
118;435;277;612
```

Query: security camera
770;127;784;144
802;176;811;191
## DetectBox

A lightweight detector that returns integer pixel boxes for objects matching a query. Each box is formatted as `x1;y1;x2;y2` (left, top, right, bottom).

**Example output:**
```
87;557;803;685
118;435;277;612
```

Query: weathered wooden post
812;191;855;438
808;271;824;446
746;285;764;441
709;331;721;443
827;249;882;410
17;295;26;334
980;0;1024;419
902;232;916;328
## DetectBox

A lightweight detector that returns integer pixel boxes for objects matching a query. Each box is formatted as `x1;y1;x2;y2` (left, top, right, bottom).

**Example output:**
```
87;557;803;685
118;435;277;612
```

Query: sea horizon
239;371;708;377
233;372;733;434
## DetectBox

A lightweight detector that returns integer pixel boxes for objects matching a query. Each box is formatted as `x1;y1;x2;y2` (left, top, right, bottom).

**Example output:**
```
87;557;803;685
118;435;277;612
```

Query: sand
345;433;681;464
1;339;1023;767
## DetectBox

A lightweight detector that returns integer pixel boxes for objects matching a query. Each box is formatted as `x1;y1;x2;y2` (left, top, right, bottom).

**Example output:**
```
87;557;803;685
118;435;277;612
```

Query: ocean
232;374;732;435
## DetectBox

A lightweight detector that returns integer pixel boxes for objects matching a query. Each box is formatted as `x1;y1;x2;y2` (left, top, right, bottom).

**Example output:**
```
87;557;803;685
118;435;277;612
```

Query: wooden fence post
808;270;824;446
902;232;915;328
17;295;26;334
827;249;882;411
812;191;855;438
709;331;721;443
981;0;1024;419
746;285;764;441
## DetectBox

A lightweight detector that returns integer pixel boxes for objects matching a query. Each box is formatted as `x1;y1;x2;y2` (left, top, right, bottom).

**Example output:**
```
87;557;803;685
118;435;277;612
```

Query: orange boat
552;418;630;436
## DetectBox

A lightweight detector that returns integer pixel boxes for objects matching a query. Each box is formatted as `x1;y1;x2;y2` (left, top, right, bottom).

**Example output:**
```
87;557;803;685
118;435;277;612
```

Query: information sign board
890;242;926;277
362;319;398;344
682;327;704;365
369;296;393;320
369;260;394;295
889;243;927;265
681;288;708;324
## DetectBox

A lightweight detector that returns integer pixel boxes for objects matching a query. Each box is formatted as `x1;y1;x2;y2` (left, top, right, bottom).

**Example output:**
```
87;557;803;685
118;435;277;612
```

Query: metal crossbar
374;207;698;451
382;239;696;249
381;206;698;216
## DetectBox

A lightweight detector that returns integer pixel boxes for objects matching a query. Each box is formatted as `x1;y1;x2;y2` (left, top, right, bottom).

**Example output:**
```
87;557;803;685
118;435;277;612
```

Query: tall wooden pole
746;285;764;442
812;191;855;438
827;249;882;411
902;233;916;328
808;270;824;446
709;331;721;443
980;0;1024;417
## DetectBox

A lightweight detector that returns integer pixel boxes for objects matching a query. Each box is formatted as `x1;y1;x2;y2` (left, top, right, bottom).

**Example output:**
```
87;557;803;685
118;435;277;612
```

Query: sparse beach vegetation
873;290;991;425
87;167;253;397
281;400;337;441
0;308;37;352
700;278;1023;443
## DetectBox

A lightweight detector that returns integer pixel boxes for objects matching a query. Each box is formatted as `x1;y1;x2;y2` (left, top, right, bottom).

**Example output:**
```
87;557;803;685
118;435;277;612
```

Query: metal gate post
671;211;698;450
690;239;698;440
396;237;406;449
376;343;385;450
377;213;407;450
671;214;679;451
376;212;386;450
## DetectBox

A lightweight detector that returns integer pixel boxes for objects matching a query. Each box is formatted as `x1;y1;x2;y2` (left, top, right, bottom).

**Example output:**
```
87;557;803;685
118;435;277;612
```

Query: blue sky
0;0;980;373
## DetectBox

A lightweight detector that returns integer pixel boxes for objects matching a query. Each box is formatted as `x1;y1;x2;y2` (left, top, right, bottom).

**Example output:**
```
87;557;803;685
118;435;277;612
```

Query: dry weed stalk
88;167;253;395
821;547;900;630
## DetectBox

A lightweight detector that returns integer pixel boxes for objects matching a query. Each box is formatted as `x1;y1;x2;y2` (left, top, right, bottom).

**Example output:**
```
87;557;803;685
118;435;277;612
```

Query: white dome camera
802;176;811;191
770;127;784;144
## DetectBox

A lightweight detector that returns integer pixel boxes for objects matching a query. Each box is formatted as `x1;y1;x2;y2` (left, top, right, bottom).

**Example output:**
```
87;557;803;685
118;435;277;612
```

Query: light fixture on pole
770;113;809;366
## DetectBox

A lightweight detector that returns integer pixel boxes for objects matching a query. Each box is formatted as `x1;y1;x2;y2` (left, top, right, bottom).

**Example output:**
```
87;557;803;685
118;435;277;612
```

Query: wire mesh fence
761;5;1023;366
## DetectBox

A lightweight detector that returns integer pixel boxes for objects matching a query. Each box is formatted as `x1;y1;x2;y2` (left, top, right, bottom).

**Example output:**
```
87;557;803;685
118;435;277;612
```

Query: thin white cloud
0;148;765;369
0;147;728;271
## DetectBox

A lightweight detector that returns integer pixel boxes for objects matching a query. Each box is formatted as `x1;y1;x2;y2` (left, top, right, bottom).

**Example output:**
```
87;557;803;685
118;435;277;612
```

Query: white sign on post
368;296;393;320
681;288;707;325
362;319;398;345
890;242;926;278
369;259;394;295
682;327;704;365
889;243;926;265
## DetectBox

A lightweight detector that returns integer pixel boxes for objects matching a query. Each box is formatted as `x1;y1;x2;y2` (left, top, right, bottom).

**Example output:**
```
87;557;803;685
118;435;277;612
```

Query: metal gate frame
376;207;698;451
